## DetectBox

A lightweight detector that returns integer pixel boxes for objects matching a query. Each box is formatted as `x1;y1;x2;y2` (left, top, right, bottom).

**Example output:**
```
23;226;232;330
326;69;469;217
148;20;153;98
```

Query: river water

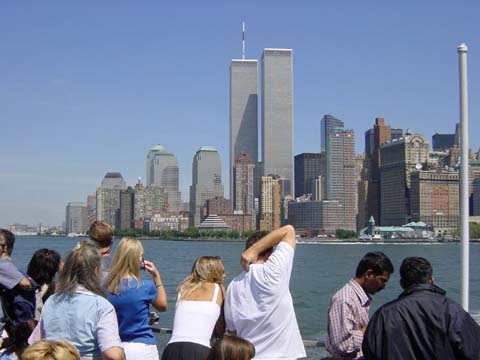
10;236;480;357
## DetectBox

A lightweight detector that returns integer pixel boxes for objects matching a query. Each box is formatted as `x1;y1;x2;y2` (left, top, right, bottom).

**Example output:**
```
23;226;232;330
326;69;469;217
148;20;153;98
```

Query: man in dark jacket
363;256;480;360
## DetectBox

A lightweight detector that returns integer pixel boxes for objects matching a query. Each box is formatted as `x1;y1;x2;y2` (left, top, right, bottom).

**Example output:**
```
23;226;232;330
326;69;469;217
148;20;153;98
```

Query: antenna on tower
242;20;246;60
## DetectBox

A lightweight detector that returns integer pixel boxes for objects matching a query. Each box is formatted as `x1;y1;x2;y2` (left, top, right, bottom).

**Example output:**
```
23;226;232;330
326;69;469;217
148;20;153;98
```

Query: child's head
207;335;255;360
21;339;81;360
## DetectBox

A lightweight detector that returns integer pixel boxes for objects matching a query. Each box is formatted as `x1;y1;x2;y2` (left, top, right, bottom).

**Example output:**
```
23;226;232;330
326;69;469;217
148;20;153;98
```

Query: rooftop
198;146;218;152
149;144;170;154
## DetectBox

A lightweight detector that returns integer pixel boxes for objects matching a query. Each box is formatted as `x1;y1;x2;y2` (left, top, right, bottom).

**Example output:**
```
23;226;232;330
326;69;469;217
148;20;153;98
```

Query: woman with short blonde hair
161;256;226;360
21;339;81;360
106;237;167;360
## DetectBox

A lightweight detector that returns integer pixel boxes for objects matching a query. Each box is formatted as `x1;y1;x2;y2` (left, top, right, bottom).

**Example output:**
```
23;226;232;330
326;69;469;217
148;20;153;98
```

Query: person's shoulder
331;280;354;300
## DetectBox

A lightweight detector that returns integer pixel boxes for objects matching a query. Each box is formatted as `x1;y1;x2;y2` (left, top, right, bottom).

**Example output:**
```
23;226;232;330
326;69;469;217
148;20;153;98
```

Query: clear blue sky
1;1;479;227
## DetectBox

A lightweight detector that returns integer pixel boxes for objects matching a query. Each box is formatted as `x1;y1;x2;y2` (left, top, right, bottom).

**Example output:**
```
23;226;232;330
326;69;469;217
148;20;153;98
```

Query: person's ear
429;276;435;285
365;269;374;279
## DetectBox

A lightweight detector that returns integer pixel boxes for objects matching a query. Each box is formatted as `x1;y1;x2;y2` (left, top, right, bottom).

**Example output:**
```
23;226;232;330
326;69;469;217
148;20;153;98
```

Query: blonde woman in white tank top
161;256;226;360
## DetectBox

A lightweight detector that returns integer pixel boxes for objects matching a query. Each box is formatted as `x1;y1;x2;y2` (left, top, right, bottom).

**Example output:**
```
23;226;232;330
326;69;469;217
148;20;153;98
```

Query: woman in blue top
106;237;168;360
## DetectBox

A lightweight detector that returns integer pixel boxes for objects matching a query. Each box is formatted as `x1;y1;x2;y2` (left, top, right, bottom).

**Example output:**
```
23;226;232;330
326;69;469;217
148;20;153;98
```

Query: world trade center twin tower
230;48;294;202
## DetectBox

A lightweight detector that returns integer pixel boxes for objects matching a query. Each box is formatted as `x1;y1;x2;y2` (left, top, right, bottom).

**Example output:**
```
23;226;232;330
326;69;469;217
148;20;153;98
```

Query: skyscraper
410;171;459;234
65;202;88;234
146;145;181;213
294;152;325;198
86;194;96;226
230;59;258;201
189;146;224;227
380;132;430;226
321;114;344;152
262;48;293;196
367;117;392;225
119;187;134;230
233;152;255;228
259;175;281;231
432;133;456;152
326;128;356;231
96;172;126;227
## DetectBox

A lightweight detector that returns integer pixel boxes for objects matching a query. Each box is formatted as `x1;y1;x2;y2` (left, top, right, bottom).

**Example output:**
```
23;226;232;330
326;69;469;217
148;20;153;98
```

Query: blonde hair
177;256;224;300
21;339;81;360
106;237;143;294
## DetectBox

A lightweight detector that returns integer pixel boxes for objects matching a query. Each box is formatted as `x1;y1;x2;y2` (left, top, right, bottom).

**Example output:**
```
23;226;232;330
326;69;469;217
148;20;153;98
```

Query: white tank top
168;283;221;348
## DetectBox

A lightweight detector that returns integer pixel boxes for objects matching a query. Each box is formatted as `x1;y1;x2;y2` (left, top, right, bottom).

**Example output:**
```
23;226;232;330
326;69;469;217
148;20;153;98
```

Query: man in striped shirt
325;252;394;359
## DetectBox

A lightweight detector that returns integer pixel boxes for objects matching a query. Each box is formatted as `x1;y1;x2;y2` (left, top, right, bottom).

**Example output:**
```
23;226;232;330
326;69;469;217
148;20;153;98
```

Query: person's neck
98;247;111;256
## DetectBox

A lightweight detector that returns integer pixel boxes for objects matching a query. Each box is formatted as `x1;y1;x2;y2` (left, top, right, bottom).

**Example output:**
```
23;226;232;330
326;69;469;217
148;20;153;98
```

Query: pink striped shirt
325;279;371;359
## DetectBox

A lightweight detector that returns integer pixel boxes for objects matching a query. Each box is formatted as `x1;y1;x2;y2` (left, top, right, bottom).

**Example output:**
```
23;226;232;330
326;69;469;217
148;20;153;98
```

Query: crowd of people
1;223;480;360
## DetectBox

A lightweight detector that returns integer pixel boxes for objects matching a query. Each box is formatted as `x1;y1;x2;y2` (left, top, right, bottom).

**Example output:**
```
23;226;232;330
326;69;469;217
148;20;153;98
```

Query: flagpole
458;42;469;311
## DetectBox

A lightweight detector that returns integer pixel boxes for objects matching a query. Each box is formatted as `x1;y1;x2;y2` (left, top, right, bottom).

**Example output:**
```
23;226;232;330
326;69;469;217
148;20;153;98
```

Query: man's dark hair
246;231;272;257
355;251;394;277
400;256;433;288
0;229;15;256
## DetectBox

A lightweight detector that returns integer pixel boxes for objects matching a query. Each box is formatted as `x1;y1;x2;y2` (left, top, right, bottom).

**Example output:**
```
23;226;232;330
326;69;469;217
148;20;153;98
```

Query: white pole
458;42;469;311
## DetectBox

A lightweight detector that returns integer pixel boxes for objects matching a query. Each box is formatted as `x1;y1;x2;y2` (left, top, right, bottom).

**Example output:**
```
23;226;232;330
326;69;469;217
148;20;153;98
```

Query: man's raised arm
241;225;296;271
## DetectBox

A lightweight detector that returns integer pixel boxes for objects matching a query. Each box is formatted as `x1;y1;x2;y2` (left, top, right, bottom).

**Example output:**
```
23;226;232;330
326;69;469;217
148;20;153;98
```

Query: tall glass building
261;48;293;196
321;114;344;152
230;59;258;201
189;146;224;227
96;172;126;227
146;145;181;212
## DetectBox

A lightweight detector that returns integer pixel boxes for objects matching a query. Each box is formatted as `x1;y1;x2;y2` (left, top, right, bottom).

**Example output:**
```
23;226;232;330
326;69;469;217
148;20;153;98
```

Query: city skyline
1;2;480;227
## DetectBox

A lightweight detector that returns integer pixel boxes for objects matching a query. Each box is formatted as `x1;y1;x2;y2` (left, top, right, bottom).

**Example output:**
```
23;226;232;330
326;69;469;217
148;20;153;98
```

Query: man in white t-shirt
224;225;306;360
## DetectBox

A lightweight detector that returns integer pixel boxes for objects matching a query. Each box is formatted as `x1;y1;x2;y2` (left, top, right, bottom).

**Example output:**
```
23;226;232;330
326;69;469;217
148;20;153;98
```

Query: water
10;236;480;357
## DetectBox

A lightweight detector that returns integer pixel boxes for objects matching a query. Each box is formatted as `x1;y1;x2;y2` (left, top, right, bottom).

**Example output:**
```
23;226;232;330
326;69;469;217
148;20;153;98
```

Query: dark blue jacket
363;284;480;360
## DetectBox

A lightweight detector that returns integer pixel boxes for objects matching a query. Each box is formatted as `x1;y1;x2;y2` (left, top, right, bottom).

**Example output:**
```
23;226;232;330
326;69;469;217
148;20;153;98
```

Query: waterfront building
134;183;167;228
432;133;456;152
199;215;229;231
262;48;294;196
65;202;88;234
219;212;255;232
119;187;134;230
146;145;181;213
380;132;430;226
145;213;189;232
133;180;145;229
96;172;126;227
367;118;392;226
473;179;480;216
410;171;459;235
469;160;480;195
205;196;233;217
86;194;96;226
233;152;255;228
325;128;356;231
259;175;281;231
230;59;258;200
288;200;343;237
294;153;325;198
189;147;224;228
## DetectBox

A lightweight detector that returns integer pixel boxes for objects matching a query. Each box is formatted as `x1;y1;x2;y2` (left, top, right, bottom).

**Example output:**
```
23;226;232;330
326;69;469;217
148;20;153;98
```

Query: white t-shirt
225;242;306;360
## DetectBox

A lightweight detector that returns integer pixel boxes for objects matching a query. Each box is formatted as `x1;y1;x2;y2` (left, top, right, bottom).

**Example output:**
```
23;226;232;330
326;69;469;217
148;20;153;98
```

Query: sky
1;1;479;228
